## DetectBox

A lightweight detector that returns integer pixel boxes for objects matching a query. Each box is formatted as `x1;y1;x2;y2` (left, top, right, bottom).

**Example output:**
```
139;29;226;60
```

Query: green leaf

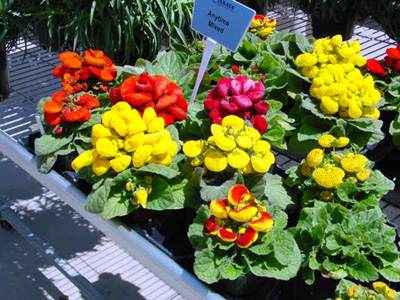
346;255;378;282
347;118;383;133
221;263;243;281
249;240;301;280
273;230;297;266
193;249;222;284
244;175;266;200
34;134;74;156
336;182;358;203
264;174;293;209
153;51;183;80
188;205;211;248
166;125;180;145
100;196;134;220
146;177;186;210
359;170;394;196
76;112;102;131
255;51;282;73
85;179;112;213
37;154;58;173
389;76;400;98
136;163;180;179
295;33;314;53
200;176;238;202
233;52;251;62
379;261;400;282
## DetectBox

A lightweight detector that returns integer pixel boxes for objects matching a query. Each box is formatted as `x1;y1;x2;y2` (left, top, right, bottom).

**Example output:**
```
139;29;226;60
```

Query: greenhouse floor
1;3;399;300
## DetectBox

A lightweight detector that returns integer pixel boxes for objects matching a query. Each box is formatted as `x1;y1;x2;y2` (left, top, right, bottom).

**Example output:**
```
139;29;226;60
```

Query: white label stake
189;38;217;105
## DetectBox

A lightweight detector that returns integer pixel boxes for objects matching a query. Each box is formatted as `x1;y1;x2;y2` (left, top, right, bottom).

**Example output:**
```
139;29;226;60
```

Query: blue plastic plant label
191;0;255;52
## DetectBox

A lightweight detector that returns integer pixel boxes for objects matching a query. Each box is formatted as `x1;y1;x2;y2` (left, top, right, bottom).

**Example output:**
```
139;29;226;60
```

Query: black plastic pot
0;45;10;101
311;14;358;41
216;274;269;298
35;20;62;51
293;271;338;300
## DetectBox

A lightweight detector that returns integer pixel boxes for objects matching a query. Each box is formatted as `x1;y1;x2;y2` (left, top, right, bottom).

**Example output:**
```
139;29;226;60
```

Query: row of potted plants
27;17;400;298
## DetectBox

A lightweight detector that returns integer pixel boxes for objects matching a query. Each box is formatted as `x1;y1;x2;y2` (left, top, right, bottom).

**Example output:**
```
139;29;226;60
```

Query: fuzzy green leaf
264;173;293;209
136;163;180;179
100;196;134;220
193;249;223;284
85;179;112;213
37;154;58;173
34;134;74;156
145;177;186;210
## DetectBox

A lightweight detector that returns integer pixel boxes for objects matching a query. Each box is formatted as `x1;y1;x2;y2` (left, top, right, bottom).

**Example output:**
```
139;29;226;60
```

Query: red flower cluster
109;73;188;126
384;45;400;71
367;45;400;76
52;50;117;94
204;76;269;134
43;92;100;133
203;185;274;249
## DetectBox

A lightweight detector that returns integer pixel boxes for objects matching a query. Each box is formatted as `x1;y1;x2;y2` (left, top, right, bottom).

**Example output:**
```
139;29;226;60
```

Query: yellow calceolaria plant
71;103;178;176
295;35;381;120
297;136;375;202
183;115;275;174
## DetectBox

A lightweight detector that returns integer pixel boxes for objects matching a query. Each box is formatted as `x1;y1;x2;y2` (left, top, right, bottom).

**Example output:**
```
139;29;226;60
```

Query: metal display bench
0;129;224;300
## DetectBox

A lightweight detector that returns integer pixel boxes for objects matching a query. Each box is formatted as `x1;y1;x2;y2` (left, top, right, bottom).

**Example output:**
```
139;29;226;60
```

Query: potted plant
286;134;395;208
42;0;197;65
0;0;36;100
291;0;361;40
290;201;400;290
362;0;400;43
238;0;280;14
289;35;385;153
188;184;301;297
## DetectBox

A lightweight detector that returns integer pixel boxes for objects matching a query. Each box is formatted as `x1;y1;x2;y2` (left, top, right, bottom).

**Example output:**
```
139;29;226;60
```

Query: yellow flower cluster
318;134;349;148
300;135;371;199
125;176;152;208
249;15;276;38
71;103;178;176
295;35;381;120
346;282;397;300
372;282;397;300
183;115;275;173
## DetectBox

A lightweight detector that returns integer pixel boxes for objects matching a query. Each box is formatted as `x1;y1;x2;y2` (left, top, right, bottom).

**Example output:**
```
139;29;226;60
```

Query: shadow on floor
86;273;146;300
0;154;103;259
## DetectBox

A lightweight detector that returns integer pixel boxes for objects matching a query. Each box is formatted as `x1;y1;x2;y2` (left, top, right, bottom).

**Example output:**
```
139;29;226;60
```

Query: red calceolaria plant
367;44;400;76
42;92;100;134
203;184;274;248
109;72;188;126
204;76;269;134
52;50;117;94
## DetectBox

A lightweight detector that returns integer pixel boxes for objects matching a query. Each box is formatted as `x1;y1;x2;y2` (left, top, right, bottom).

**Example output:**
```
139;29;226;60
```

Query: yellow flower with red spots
203;185;274;249
249;15;276;39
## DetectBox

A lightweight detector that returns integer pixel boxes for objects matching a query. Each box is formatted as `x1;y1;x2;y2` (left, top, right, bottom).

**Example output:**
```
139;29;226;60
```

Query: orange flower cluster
110;73;188;126
204;185;274;248
43;92;100;133
52;50;117;94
